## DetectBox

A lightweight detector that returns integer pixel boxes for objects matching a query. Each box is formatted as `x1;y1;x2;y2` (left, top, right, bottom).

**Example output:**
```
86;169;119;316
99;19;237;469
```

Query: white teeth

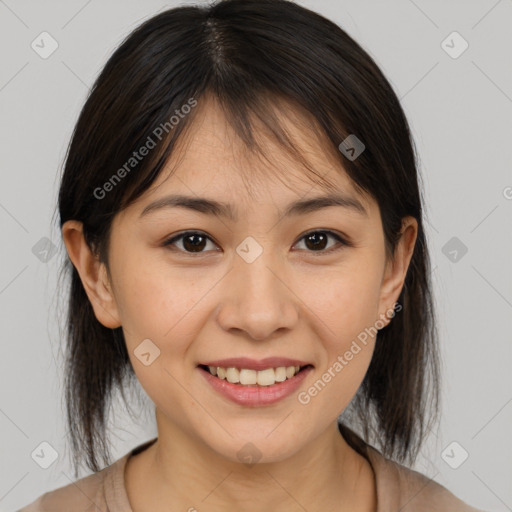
285;366;296;379
257;368;275;386
226;367;240;383
239;369;257;385
207;365;304;386
274;367;287;382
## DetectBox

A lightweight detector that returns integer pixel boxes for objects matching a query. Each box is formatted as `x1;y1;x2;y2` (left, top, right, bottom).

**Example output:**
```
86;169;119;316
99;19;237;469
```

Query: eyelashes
162;229;353;256
163;231;219;254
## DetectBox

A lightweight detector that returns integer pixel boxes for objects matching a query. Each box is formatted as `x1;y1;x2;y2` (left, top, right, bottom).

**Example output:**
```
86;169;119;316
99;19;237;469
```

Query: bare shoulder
16;470;106;512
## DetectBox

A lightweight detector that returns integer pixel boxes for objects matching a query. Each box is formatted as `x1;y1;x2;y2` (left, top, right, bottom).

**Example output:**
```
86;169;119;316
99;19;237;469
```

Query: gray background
1;0;511;510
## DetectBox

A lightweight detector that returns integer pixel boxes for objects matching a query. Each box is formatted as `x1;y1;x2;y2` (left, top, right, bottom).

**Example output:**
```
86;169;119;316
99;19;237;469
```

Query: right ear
61;220;122;329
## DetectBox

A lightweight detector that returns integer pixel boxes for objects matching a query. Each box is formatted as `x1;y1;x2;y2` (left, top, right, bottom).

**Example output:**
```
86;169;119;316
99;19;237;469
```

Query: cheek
111;262;202;408
300;258;382;344
111;254;205;344
295;259;381;406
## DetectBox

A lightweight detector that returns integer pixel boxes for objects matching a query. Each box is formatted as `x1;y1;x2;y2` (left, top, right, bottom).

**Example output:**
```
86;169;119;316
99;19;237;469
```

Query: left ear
377;216;418;326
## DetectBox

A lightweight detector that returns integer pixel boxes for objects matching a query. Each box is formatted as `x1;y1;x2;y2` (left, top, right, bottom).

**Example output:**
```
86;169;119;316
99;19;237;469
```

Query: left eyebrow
139;192;368;221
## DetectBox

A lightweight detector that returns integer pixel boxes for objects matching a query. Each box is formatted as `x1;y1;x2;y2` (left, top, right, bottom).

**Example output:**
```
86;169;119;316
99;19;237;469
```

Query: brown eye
304;232;329;251
294;230;349;254
163;231;217;254
163;229;350;256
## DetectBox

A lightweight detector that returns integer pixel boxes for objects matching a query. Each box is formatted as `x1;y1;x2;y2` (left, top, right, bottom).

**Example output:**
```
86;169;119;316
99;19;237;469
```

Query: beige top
18;426;485;512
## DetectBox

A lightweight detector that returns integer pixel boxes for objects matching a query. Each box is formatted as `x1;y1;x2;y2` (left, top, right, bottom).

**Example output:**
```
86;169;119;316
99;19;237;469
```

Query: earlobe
377;216;418;326
61;220;122;329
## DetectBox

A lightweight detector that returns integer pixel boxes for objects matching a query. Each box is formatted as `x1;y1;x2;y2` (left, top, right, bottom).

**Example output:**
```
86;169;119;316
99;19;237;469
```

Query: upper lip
199;357;313;371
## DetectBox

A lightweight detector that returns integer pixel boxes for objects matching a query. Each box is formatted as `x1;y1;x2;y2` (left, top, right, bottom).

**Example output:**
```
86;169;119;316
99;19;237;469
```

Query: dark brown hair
55;0;440;477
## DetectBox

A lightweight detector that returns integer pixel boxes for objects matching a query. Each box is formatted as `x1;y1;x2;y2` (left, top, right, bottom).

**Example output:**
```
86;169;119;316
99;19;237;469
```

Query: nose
215;247;299;341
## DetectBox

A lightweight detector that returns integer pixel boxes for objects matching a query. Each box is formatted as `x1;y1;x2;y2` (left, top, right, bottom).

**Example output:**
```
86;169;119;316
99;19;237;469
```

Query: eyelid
162;229;352;255
294;229;352;253
162;230;219;255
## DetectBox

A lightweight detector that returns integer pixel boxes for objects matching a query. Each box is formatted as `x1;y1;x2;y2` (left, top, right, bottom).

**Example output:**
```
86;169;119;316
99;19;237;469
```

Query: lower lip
198;366;314;406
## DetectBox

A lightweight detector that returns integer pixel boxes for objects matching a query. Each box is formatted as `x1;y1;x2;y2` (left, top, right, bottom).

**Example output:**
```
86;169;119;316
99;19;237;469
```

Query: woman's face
70;99;416;464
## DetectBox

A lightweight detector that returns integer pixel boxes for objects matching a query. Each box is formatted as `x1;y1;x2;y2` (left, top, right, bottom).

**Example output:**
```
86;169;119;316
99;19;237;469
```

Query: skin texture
62;97;417;512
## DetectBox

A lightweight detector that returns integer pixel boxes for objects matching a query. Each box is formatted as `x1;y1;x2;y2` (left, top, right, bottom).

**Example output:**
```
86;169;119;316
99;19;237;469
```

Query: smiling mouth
198;364;314;387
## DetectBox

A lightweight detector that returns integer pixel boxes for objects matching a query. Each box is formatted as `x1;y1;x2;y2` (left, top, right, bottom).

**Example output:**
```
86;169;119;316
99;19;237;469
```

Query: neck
125;412;376;512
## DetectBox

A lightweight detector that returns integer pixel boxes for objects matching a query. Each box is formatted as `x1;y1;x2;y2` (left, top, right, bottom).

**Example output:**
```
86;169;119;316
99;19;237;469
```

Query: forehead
136;96;375;216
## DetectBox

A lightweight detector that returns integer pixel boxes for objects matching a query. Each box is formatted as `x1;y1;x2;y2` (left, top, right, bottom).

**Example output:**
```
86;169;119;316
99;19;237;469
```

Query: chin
201;430;304;467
